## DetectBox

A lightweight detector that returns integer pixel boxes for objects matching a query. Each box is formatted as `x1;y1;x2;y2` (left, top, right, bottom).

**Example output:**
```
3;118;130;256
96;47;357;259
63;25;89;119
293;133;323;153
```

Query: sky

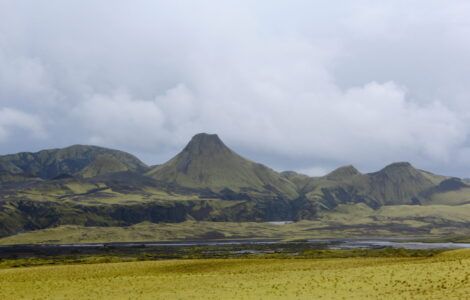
1;0;470;177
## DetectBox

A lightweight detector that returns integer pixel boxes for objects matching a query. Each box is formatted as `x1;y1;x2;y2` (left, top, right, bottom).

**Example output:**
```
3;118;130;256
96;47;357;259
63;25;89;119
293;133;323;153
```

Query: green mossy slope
0;145;147;179
146;133;298;199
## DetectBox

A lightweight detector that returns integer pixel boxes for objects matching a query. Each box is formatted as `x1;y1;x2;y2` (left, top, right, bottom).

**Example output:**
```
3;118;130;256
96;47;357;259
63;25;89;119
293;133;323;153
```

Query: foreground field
1;249;469;299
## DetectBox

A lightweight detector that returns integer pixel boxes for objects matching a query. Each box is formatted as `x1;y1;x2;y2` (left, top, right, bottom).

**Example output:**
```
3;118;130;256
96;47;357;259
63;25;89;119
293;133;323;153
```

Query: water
1;238;470;250
307;238;470;250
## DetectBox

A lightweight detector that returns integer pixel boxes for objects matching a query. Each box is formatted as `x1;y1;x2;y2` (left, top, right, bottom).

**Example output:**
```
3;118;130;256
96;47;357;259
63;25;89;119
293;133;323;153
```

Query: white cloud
296;167;331;177
73;92;165;147
1;0;470;176
0;108;46;141
0;50;60;107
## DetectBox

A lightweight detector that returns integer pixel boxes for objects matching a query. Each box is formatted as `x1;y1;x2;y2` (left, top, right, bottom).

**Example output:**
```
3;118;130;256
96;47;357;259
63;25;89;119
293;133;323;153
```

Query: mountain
0;145;148;179
294;162;452;215
356;162;436;206
2;133;470;241
146;133;298;199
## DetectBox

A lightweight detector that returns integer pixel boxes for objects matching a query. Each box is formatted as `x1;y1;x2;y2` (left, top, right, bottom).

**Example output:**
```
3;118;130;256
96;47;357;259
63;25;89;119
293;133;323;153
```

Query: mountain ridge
1;133;470;239
0;144;148;179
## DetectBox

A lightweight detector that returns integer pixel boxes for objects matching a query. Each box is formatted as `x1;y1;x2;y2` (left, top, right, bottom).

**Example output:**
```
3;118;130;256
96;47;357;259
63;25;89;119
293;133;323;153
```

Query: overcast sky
1;0;470;177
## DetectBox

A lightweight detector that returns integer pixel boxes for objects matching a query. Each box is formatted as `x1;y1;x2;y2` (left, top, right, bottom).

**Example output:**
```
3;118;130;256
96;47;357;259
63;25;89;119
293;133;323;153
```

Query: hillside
0;145;148;179
358;162;437;206
295;162;461;216
78;154;131;178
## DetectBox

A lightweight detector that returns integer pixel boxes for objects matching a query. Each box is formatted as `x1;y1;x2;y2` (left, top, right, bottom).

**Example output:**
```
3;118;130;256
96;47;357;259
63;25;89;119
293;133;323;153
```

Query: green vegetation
0;144;147;179
3;202;470;245
0;246;444;269
325;165;361;181
0;249;469;299
297;162;454;213
401;236;470;243
2;133;470;242
78;154;131;178
146;133;299;199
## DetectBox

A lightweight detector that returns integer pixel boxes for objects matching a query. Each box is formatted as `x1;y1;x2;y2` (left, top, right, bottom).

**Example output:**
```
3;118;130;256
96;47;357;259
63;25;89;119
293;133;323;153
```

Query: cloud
0;108;46;141
72;84;203;150
0;50;60;108
73;92;165;146
1;1;470;176
296;167;331;177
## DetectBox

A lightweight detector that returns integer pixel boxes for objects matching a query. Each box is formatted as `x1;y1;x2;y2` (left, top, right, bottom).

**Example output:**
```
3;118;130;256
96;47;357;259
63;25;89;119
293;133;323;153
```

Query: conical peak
189;133;222;144
182;133;231;155
147;132;299;198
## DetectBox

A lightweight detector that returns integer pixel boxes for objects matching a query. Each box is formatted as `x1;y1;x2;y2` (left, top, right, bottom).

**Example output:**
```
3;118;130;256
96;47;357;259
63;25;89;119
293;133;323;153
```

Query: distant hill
356;162;437;206
299;162;459;212
0;145;148;179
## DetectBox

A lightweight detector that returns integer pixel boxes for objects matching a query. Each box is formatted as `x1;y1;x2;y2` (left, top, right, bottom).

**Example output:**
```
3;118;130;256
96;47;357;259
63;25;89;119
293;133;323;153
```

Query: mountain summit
358;162;436;205
146;133;298;198
182;133;229;155
325;165;360;181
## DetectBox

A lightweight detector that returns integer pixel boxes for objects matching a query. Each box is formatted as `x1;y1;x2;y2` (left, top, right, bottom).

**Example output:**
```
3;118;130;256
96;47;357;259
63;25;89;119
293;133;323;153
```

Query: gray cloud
1;0;470;177
0;108;46;141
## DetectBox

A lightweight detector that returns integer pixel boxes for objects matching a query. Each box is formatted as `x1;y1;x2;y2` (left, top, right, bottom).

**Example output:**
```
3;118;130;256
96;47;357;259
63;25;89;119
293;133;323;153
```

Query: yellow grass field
1;250;470;299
